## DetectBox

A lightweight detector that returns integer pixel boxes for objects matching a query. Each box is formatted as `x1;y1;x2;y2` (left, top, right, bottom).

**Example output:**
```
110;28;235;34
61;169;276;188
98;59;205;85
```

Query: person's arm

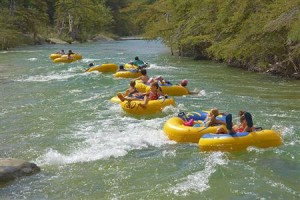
187;88;197;95
134;76;142;81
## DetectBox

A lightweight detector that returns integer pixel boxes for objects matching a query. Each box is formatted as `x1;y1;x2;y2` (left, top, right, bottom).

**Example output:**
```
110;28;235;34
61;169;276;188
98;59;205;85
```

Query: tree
55;0;112;41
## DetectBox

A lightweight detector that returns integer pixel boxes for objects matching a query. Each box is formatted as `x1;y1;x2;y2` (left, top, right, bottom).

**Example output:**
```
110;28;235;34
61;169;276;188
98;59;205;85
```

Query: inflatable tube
135;82;189;96
124;63;149;70
199;130;282;152
61;54;82;60
49;53;62;60
160;84;189;96
53;57;77;63
114;70;142;78
124;63;138;70
120;97;175;115
135;80;148;92
111;96;121;103
163;111;226;143
87;63;118;73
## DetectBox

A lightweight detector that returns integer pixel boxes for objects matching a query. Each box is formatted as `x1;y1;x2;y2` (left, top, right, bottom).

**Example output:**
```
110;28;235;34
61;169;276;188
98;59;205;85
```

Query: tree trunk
68;14;75;40
9;0;16;16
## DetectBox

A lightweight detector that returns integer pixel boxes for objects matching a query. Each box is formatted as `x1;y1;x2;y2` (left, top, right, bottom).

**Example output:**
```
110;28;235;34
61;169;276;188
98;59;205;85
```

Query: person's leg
244;112;253;129
226;114;235;134
117;93;126;102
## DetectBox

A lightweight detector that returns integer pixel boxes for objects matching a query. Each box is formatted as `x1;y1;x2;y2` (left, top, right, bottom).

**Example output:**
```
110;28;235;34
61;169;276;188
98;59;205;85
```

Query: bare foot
117;92;125;102
138;103;146;109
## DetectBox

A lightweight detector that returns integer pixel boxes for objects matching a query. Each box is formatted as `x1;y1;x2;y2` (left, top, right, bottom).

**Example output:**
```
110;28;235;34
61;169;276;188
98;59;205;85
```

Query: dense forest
0;0;299;78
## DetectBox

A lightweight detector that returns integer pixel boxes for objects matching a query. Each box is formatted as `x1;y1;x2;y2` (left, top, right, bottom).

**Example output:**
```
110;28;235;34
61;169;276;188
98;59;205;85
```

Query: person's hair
239;110;245;116
151;82;159;89
135;56;139;60
239;115;246;122
89;63;94;67
130;80;136;87
119;65;124;69
141;69;147;75
210;108;219;117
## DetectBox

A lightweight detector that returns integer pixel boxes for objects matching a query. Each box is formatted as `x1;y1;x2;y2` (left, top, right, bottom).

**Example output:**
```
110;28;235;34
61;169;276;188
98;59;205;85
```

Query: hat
181;79;188;85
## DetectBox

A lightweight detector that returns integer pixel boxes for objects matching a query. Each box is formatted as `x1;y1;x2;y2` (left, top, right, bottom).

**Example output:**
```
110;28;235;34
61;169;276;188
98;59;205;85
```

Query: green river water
0;40;299;199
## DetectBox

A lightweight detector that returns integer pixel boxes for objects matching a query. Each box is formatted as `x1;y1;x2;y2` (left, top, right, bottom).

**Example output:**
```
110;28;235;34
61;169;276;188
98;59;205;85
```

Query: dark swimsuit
128;88;144;99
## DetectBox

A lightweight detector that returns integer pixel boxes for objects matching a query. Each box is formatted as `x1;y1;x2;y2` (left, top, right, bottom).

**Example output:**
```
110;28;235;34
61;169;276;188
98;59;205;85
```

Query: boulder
0;158;40;185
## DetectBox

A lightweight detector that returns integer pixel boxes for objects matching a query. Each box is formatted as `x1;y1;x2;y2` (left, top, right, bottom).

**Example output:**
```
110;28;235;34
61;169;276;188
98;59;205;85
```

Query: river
0;40;299;199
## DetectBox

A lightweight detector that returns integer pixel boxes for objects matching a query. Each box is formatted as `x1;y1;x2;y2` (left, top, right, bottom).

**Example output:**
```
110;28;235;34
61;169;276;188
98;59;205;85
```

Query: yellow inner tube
163;117;226;143
111;96;121;103
124;63;138;70
114;70;141;78
61;54;82;60
49;54;62;60
135;81;189;96
120;97;175;115
53;57;76;63
198;130;282;152
87;63;118;73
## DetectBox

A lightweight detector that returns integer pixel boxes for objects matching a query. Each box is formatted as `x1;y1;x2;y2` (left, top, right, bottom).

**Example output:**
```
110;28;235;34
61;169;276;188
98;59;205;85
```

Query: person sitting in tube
134;69;150;84
216;111;256;134
68;50;74;54
117;80;144;101
118;64;127;71
129;56;147;68
85;63;94;71
67;52;73;60
56;49;65;54
205;108;226;127
147;76;171;85
178;79;197;94
138;82;166;109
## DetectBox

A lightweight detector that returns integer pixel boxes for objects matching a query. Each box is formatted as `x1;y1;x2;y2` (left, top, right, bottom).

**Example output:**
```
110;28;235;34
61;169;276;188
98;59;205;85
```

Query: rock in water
0;158;40;185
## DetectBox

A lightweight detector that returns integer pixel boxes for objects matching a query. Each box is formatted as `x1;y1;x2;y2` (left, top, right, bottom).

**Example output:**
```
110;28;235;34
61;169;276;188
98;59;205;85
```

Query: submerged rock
0;158;40;185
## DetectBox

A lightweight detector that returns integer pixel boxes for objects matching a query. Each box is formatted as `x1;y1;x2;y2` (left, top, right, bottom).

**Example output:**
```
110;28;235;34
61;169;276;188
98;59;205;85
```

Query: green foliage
0;0;299;77
54;0;112;41
141;0;300;76
0;0;49;49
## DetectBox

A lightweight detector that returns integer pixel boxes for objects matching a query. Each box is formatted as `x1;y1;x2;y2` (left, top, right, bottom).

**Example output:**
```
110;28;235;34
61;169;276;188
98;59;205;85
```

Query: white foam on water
36;113;174;166
15;71;85;82
272;125;299;147
27;58;37;61
73;93;101;103
149;63;177;71
0;50;37;54
169;152;228;196
81;58;102;63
